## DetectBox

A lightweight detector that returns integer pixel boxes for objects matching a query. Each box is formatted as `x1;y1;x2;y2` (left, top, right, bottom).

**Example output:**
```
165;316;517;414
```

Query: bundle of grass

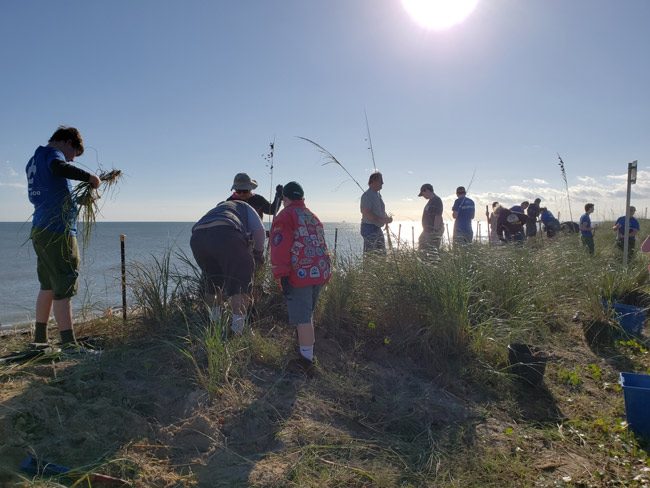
67;168;123;249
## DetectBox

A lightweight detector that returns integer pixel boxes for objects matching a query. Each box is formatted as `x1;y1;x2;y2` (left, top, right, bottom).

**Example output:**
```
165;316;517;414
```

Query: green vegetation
2;222;650;486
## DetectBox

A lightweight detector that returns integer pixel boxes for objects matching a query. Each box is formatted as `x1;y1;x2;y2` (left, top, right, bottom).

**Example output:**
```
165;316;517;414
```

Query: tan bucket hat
231;173;258;191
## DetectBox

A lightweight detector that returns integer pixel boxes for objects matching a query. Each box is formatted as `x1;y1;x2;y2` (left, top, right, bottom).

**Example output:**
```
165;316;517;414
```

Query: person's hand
275;184;284;196
386;216;393;224
88;174;101;189
280;276;290;295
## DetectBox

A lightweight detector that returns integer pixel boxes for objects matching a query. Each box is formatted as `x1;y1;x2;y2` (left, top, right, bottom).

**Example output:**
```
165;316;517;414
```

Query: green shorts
31;227;79;299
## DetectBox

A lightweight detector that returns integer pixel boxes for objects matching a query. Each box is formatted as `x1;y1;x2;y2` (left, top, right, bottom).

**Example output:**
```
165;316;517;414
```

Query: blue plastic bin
620;372;650;439
612;303;646;335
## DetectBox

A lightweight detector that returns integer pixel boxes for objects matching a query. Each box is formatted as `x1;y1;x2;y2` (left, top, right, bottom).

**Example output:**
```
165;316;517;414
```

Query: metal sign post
623;160;637;266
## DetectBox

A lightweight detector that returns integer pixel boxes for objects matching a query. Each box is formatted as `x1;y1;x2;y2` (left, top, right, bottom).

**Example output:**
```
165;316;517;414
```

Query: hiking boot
285;356;317;378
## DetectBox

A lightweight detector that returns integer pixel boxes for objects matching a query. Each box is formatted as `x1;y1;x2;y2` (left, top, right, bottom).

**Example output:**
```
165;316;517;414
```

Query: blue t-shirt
26;146;77;234
579;213;592;237
615;216;640;237
452;196;475;234
540;210;555;225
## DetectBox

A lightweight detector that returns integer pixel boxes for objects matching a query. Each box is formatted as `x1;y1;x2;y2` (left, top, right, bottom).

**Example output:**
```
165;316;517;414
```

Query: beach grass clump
180;316;252;396
316;253;366;333
68;168;123;249
129;249;178;325
315;221;650;376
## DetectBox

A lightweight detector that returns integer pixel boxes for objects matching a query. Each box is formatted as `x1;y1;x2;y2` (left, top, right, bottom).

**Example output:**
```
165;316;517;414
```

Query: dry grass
2;221;650;486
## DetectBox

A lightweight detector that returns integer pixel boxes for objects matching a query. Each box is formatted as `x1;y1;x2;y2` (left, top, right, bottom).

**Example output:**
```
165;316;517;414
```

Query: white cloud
0;182;26;189
577;176;598;185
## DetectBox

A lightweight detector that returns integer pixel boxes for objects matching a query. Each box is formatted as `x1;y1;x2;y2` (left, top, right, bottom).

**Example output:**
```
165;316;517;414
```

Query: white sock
209;305;221;322
231;314;245;335
299;345;314;361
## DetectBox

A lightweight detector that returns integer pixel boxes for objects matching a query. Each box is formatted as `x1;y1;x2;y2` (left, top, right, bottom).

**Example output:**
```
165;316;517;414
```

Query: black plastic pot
508;343;548;386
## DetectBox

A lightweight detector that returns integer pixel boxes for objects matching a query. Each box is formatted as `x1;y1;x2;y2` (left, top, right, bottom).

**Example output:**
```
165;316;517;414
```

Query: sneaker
285;356;317;378
61;343;102;358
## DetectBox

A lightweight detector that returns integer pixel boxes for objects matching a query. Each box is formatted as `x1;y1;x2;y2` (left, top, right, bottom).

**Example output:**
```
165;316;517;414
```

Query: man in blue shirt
452;186;475;244
539;207;560;238
613;206;640;259
26;127;100;348
579;203;595;255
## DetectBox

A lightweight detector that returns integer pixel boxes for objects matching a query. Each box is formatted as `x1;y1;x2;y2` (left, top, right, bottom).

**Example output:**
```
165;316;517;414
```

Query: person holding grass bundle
190;200;266;336
226;172;283;221
25;126;100;351
270;182;332;376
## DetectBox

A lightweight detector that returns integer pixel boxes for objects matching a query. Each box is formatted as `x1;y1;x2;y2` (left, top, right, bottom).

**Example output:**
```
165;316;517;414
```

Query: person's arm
50;159;100;188
452;200;459;219
245;206;266;264
433;201;444;231
433;214;443;232
361;206;389;225
270;212;293;279
269;185;283;215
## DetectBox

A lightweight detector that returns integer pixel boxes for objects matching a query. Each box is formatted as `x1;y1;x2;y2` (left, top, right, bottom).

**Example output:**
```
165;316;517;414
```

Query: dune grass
3;221;650;486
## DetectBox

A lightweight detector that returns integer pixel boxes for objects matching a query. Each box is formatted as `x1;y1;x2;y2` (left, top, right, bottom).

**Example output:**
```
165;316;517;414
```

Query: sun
401;0;480;31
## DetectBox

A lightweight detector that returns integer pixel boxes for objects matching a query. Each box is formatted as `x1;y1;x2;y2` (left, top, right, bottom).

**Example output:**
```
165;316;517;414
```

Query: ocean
1;218;490;328
0;221;390;328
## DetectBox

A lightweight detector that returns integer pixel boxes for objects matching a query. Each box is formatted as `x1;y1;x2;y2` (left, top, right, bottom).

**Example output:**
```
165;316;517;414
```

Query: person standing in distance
579;203;596;255
613;205;640;260
360;171;392;254
26;126;100;349
452;186;475;244
526;198;542;238
417;183;444;254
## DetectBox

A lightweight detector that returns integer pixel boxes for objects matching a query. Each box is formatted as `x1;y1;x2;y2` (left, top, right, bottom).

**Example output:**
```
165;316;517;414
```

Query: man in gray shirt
418;183;444;254
190;200;266;336
360;171;392;253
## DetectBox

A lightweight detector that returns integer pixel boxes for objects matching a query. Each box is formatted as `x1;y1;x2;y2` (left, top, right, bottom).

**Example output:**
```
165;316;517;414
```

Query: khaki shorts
31;227;79;299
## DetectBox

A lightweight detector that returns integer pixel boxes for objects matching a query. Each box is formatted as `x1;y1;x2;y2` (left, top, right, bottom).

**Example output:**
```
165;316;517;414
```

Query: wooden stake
120;234;127;324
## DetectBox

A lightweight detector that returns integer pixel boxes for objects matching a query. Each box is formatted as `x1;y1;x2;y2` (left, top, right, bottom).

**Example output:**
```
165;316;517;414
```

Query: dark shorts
581;235;594;255
285;284;322;325
419;229;443;251
190;226;254;297
453;230;473;244
31;227;79;300
361;223;385;253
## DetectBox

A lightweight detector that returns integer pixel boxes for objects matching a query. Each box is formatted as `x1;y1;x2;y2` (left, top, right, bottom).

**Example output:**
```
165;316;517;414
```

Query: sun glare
401;0;479;31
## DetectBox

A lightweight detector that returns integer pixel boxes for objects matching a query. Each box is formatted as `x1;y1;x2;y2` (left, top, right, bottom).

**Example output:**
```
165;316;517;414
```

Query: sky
1;0;649;224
